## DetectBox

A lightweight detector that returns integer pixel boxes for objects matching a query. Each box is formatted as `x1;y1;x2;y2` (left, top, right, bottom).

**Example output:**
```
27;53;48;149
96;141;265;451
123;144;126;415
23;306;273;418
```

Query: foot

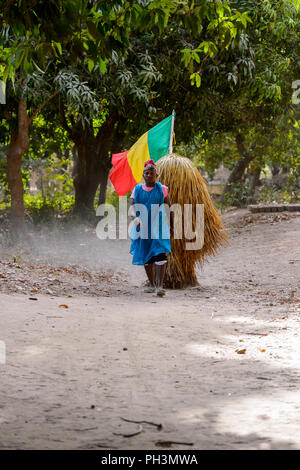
157;287;166;297
144;286;156;293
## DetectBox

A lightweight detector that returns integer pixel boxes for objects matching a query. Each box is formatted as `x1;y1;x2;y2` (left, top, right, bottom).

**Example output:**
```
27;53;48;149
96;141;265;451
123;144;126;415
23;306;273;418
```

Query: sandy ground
0;209;299;450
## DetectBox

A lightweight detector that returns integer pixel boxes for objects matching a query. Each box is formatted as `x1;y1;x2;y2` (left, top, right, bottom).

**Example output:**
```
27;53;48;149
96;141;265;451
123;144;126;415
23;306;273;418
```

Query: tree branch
236;132;246;156
28;89;60;124
59;102;77;142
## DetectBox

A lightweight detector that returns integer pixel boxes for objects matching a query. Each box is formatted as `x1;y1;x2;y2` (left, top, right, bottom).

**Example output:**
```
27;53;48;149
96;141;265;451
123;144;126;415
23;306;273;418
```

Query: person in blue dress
129;160;172;297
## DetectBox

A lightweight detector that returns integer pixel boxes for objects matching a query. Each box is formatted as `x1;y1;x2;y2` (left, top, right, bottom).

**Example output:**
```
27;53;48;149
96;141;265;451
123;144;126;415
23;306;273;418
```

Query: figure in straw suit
129;159;173;297
156;154;228;288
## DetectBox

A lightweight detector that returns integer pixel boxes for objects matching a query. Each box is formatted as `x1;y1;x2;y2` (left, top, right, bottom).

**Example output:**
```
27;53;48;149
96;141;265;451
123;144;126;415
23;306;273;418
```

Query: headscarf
144;159;156;170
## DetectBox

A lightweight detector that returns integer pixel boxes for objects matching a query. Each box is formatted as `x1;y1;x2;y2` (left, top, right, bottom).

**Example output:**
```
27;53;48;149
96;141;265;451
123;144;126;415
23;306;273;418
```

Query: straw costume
156;154;228;288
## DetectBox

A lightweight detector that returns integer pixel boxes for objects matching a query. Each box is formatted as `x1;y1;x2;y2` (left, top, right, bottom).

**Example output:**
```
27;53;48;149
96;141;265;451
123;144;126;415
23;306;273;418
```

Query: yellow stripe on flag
127;132;150;182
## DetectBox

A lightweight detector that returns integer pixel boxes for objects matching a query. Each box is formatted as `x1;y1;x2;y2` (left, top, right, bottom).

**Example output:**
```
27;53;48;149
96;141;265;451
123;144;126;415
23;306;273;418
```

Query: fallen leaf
155;441;173;448
235;349;246;354
260;349;266;352
59;304;69;308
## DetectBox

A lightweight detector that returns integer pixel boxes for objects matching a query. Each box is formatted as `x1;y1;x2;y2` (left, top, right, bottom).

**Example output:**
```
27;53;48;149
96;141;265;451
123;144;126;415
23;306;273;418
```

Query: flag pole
168;110;176;155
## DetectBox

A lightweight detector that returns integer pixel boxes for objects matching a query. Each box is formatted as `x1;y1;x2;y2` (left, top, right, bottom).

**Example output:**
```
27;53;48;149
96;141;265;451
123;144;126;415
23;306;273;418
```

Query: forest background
0;0;299;239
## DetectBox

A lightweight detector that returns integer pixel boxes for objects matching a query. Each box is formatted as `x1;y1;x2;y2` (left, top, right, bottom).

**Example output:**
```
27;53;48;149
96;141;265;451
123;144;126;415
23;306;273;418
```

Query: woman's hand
133;217;141;229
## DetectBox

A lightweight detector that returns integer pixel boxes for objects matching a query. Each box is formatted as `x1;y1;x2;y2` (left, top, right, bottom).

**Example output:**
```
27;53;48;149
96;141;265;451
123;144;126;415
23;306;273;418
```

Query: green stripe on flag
147;115;172;162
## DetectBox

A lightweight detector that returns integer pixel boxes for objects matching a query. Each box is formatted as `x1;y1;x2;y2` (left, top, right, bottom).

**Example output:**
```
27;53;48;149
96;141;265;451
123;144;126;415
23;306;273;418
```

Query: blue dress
130;182;171;265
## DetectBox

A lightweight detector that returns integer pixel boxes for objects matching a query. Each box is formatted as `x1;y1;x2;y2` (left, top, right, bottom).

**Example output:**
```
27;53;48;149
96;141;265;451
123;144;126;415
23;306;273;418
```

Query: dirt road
0;210;299;449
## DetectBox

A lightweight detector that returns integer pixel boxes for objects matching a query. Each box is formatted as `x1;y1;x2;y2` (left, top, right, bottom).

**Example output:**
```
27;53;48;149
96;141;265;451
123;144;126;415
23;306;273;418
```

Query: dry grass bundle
156;154;228;288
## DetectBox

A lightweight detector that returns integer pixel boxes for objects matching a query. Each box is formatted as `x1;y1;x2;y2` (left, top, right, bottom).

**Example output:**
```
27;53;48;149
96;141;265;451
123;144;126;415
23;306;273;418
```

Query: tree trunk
60;106;126;219
221;133;255;202
98;167;109;207
249;166;261;197
73;122;115;217
5;89;60;235
73;137;101;215
6;100;30;234
96;123;126;208
71;145;78;179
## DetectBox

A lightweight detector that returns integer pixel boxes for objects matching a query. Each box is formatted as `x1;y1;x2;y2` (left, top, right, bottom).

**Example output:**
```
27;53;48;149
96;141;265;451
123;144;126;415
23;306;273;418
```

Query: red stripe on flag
109;151;137;197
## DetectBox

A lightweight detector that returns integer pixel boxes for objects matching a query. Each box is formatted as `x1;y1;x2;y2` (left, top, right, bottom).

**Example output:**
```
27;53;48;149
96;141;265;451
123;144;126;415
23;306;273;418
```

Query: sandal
157;288;166;297
144;286;156;293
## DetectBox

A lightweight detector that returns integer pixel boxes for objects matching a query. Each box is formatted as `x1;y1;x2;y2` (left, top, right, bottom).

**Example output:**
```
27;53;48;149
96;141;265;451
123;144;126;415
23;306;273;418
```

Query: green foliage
1;0;299;223
24;193;74;224
0;151;75;221
0;0;187;81
221;174;300;208
24;154;75;223
30;153;73;196
176;130;258;178
104;187;120;212
181;1;252;86
54;70;100;124
221;182;253;207
256;184;300;204
104;186;131;213
28;114;71;161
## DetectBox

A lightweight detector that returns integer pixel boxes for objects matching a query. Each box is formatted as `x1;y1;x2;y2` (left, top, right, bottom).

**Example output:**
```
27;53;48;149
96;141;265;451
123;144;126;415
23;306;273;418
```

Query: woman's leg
155;260;167;296
144;263;156;292
155;262;167;288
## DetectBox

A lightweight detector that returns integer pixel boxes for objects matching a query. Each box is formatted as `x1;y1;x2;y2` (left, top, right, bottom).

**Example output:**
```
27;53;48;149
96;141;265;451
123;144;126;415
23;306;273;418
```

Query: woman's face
143;166;157;185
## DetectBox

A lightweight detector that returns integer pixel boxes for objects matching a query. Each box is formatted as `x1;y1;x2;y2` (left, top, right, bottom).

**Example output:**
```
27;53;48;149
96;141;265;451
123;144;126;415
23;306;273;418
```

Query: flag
109;115;173;196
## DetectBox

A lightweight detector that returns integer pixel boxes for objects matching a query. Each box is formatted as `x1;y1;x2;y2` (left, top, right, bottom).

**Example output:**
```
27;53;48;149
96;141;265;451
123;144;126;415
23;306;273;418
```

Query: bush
256;184;300;204
222;182;253;208
221;180;300;208
24;193;75;224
